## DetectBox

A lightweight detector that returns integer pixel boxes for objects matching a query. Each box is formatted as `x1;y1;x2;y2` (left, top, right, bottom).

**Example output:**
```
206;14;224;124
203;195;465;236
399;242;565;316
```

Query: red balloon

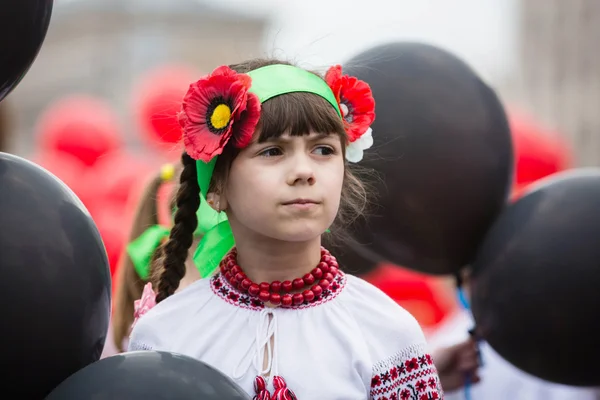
132;64;199;149
509;110;573;196
362;264;457;330
36;95;123;167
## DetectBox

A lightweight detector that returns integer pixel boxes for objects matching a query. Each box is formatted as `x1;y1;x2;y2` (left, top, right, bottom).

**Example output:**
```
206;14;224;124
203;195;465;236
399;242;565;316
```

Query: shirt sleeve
369;342;443;400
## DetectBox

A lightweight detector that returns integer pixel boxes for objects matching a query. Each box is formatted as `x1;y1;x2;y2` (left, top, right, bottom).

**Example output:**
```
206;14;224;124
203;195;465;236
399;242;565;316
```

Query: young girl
129;59;443;399
112;163;221;352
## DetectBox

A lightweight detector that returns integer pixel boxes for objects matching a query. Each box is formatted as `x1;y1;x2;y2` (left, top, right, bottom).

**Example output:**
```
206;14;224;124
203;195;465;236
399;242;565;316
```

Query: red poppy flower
325;64;375;142
178;65;261;162
231;93;260;148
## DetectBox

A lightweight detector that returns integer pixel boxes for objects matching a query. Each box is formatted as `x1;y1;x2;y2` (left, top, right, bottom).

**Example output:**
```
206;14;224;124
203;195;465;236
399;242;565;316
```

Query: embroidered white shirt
128;272;443;399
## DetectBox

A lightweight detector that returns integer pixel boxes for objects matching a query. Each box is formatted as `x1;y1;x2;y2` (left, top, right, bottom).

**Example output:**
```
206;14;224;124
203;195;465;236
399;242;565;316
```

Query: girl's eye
313;146;335;156
259;147;283;157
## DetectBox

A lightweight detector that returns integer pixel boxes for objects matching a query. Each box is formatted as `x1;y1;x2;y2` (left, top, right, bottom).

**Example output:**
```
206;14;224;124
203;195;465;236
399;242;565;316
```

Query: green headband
193;65;341;278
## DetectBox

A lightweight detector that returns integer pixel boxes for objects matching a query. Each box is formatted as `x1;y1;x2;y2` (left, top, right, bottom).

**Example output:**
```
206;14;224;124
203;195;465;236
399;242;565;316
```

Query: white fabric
427;309;600;400
128;272;441;399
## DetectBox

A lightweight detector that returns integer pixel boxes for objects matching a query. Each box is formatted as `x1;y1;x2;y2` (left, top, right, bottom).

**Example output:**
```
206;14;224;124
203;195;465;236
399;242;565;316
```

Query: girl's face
222;130;345;243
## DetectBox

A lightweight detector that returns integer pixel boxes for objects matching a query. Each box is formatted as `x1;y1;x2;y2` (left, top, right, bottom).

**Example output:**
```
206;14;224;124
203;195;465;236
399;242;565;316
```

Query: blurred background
5;0;600;162
2;0;598;343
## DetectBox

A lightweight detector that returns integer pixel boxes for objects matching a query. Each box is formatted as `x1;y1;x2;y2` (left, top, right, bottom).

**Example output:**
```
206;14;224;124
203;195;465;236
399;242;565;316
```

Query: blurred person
0;101;12;152
110;163;210;354
428;270;600;399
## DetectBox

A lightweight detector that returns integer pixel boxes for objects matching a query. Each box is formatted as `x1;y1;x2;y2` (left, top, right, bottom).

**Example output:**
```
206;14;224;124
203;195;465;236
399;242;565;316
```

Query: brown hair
112;171;167;351
152;59;370;303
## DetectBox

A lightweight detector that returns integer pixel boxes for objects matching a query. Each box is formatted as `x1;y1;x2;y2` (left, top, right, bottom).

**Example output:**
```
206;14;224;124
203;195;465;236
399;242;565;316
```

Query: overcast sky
216;0;519;84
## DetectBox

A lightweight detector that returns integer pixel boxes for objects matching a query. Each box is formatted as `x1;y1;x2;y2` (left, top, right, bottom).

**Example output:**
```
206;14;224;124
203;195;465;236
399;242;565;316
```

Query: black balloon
338;42;513;276
0;0;53;102
45;351;252;399
471;169;600;386
0;152;110;398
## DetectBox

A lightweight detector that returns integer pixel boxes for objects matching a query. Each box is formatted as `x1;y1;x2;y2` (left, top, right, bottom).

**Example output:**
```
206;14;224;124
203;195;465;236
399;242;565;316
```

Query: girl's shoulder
342;274;427;349
127;278;213;351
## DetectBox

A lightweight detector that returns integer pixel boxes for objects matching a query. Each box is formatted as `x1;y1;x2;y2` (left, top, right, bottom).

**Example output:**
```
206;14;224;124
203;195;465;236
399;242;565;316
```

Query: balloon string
454;273;484;400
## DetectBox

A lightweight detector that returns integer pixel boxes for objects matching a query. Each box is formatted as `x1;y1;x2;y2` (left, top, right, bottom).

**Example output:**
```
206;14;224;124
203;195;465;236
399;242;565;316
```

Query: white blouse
129;271;443;399
427;310;600;400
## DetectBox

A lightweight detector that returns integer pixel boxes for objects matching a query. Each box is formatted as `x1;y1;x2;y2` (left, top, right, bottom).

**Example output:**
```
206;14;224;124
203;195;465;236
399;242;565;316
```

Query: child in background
111;163;222;352
428;271;600;399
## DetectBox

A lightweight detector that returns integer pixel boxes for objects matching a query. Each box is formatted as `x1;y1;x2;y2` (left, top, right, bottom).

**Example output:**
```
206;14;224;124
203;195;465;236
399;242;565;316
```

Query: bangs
256;92;347;143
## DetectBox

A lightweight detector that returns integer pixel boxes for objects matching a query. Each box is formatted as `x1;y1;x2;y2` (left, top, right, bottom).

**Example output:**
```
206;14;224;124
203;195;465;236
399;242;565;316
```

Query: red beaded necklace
220;247;340;307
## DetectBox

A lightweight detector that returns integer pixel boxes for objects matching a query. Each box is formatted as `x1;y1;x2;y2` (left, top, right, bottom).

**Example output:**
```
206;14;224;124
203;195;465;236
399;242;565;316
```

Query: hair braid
154;153;200;303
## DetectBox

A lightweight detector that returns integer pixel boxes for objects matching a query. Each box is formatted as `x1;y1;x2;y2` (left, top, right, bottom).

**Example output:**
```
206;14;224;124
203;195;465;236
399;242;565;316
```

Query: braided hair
153;153;200;302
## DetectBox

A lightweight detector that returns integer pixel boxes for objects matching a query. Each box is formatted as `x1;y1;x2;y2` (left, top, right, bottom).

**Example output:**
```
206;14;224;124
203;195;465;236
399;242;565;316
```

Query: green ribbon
193;64;341;278
127;193;226;280
127;225;170;280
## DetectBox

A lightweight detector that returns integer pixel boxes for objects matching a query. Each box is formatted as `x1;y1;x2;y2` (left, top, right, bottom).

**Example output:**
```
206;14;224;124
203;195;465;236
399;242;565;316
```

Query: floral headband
177;64;376;278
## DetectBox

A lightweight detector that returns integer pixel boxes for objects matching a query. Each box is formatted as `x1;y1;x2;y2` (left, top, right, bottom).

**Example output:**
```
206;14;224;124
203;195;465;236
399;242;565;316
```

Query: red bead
302;289;315;302
292;293;304;305
282;280;293;292
273;376;287;390
319;279;330;289
269;293;281;305
224;271;233;281
311;285;323;297
324;272;334;282
303;273;315;285
234;272;245;282
254;376;266;392
248;284;260;297
328;266;339;277
330;260;339;268
258;291;270;302
270;281;282;293
321;248;327;256
281;294;293;307
256;392;270;400
323;255;332;263
259;282;270;292
292;278;305;290
318;261;329;270
231;265;241;275
240;279;252;290
312;267;323;279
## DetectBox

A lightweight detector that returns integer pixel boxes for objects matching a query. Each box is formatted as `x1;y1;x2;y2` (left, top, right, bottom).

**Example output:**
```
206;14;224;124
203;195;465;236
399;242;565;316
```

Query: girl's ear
206;192;228;212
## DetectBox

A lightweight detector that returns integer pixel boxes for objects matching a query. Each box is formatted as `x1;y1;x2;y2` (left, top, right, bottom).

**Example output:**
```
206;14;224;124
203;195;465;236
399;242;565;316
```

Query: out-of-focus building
506;0;600;166
8;0;269;154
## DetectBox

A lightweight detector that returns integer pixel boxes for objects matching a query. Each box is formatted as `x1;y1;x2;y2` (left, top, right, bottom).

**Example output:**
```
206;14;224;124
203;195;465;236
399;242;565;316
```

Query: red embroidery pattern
370;346;443;400
210;272;346;311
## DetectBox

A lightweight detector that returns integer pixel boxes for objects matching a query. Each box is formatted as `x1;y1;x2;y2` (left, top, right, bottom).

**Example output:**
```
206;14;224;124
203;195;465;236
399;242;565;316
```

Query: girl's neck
234;237;322;284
